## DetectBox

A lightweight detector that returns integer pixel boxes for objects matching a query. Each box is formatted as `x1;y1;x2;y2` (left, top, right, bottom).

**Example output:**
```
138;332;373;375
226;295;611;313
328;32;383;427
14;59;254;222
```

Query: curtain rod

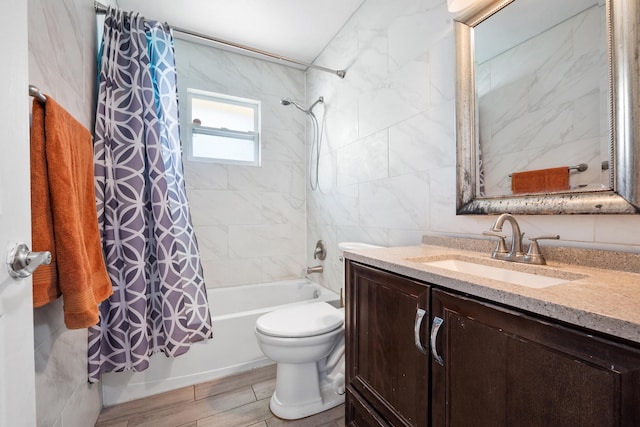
94;1;346;79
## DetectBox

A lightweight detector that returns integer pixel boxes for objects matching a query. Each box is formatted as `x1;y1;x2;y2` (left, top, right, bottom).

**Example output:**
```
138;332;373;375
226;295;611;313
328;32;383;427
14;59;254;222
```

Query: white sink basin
423;259;581;288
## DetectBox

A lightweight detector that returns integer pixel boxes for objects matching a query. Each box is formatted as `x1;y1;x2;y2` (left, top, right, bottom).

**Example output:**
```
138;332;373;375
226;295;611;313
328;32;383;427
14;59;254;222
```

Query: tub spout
306;265;323;274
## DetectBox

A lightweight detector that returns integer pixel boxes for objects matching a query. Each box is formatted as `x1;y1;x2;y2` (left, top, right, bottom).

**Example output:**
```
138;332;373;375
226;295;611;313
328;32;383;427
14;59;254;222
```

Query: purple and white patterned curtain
88;7;213;383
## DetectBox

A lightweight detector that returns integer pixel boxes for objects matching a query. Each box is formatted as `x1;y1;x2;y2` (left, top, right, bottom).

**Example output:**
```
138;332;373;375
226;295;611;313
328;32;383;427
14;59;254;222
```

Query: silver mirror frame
455;0;640;215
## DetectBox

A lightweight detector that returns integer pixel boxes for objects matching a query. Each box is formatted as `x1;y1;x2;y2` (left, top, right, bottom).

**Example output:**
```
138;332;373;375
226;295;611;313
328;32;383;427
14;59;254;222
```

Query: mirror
476;0;610;197
455;0;640;214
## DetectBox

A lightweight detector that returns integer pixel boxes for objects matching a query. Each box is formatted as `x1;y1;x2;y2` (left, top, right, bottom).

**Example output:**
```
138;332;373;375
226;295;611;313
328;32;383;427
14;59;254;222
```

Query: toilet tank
337;242;383;291
337;242;383;262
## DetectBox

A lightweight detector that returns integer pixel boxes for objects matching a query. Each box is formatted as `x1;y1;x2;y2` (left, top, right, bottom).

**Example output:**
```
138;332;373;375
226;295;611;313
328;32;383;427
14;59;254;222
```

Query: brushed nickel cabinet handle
430;316;445;366
414;308;428;354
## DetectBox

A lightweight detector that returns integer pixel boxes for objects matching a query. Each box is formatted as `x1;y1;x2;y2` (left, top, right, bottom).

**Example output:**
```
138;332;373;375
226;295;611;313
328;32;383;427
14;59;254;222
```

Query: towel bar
29;85;47;103
508;163;588;178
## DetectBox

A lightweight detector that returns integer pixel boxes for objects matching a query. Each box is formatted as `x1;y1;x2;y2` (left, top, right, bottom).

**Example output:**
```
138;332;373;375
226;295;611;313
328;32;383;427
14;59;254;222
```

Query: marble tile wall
174;38;307;288
305;0;457;292
28;0;116;426
477;5;608;196
305;0;640;294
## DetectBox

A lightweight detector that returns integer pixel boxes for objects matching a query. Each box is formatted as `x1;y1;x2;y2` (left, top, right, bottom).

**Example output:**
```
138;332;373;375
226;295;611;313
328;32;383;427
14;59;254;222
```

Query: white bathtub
101;278;339;406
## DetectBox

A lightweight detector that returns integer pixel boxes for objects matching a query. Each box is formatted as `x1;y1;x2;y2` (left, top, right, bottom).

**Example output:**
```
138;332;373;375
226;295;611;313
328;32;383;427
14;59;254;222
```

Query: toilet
255;302;345;419
254;242;382;420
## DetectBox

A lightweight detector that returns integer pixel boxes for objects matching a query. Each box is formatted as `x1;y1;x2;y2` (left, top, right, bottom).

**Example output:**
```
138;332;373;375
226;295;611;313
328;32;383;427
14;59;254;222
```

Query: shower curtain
88;7;213;382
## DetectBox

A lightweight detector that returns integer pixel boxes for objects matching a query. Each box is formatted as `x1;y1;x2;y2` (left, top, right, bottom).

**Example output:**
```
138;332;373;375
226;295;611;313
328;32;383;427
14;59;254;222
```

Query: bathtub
101;278;339;406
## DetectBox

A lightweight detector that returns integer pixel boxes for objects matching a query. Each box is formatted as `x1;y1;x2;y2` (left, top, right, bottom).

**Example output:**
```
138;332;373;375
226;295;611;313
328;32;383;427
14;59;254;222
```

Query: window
186;89;261;166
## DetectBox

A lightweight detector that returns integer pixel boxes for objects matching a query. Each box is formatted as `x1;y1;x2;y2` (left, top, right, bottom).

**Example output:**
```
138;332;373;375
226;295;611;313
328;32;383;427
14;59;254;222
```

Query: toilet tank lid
338;242;383;255
256;302;344;338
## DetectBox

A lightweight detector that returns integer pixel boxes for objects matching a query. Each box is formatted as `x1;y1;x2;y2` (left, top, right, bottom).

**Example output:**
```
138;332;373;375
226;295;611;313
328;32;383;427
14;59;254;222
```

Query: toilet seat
256;302;343;338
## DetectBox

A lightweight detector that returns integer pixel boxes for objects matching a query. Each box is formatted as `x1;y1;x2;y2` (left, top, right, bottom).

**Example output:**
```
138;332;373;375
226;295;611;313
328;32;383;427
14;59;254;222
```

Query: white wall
28;0;116;425
305;0;640;294
175;38;308;288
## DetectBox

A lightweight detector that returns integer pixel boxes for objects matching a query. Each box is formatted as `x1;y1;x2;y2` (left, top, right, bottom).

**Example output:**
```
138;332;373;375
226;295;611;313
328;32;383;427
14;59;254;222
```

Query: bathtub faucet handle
313;240;327;260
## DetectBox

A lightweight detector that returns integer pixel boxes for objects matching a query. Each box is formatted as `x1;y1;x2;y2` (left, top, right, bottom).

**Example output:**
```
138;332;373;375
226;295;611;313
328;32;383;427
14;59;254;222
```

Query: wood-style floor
95;364;346;427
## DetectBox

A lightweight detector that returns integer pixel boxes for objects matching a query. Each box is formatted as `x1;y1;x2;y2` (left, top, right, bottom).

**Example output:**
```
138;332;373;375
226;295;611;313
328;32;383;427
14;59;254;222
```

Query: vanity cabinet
346;260;640;427
431;289;640;427
345;261;430;427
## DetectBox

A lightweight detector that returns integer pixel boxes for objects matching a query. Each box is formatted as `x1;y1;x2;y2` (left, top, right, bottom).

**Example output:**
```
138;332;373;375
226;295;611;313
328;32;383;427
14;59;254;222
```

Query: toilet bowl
255;301;345;420
255;241;382;420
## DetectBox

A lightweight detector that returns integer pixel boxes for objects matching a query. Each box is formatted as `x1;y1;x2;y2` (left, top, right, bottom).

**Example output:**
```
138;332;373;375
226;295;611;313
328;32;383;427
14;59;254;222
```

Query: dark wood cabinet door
346;387;391;427
431;289;640;427
346;261;430;427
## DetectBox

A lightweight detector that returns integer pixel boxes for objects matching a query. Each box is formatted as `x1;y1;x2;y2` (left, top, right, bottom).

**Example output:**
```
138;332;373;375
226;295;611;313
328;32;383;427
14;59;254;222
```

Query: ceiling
117;0;365;65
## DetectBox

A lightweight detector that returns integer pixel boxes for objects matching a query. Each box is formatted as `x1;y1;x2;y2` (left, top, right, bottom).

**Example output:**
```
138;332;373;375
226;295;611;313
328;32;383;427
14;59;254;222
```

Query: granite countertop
344;237;640;345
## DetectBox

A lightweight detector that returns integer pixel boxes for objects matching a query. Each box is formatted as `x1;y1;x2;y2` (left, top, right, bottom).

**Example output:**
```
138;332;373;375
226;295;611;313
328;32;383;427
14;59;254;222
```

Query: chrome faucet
483;213;524;262
308;240;326;274
306;265;323;274
483;213;559;265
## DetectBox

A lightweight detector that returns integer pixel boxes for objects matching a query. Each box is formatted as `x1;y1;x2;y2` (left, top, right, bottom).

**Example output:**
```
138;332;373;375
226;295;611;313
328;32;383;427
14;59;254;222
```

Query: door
0;0;37;426
346;261;430;426
431;289;640;427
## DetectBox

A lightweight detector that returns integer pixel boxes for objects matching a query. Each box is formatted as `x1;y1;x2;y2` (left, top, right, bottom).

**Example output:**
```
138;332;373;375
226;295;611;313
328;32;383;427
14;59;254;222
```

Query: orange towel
30;101;59;303
30;97;113;329
511;166;570;194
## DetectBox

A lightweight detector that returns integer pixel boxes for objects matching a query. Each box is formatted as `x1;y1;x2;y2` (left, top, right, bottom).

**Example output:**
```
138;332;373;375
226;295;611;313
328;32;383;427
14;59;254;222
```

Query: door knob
6;243;51;279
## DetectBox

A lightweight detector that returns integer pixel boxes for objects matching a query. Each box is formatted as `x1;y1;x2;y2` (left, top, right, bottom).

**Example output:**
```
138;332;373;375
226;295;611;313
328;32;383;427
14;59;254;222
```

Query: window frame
185;88;261;166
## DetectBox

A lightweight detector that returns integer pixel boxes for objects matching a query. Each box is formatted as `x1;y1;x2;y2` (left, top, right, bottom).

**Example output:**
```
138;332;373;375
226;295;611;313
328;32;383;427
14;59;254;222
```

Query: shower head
280;96;324;114
280;97;307;113
281;96;326;192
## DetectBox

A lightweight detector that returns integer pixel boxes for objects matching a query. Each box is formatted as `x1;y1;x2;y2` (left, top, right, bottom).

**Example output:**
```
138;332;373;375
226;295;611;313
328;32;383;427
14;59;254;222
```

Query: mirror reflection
474;0;611;197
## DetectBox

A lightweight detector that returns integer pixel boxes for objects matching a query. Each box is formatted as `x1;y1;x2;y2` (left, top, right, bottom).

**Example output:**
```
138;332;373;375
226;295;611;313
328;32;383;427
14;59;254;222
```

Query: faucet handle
524;235;559;264
527;235;559;249
482;230;508;256
313;240;327;260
